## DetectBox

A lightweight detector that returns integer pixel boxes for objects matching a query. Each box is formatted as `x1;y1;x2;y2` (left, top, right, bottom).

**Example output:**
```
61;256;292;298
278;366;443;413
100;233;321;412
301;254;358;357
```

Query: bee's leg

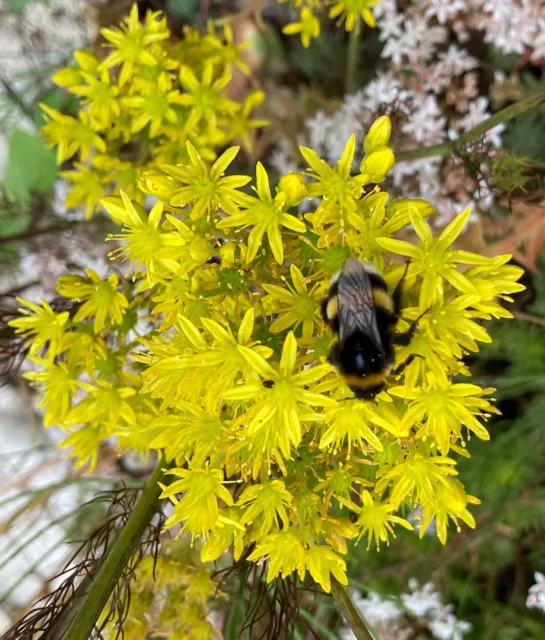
391;353;424;377
320;298;328;323
392;260;411;317
392;307;429;346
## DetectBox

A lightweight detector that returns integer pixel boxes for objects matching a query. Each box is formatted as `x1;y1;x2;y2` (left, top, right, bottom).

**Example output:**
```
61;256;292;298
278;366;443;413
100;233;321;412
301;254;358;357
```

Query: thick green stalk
330;577;378;640
395;87;545;162
50;460;165;640
345;19;361;94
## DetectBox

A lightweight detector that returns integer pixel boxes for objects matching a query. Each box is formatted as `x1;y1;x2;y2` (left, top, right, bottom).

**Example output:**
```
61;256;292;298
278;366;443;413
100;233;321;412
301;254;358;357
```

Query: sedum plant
40;4;266;218
10;95;524;597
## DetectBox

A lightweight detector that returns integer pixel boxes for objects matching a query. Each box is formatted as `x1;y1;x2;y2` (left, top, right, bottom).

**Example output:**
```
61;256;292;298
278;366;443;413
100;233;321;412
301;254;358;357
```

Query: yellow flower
301;135;365;213
40;105;106;163
345;192;416;263
204;25;251;76
247;530;307;583
390;373;495;454
283;8;321;47
65;381;136;432
418;479;480;544
24;359;83;427
237;480;293;536
57;269;129;334
222;332;336;460
329;0;379;31
161;466;234;538
360;146;395;183
100;4;169;85
320;399;383;453
378;450;459;507
69;68;120;128
102;193;194;281
59;425;103;470
305;545;347;593
364;115;392;153
262;264;324;342
52;50;100;88
149;403;227;466
141;310;273;411
216;162;306;264
61;161;109;219
9;298;69;356
160;141;250;218
200;507;245;562
352;490;413;549
377;208;490;308
122;73;184;137
177;63;239;133
225;91;269;152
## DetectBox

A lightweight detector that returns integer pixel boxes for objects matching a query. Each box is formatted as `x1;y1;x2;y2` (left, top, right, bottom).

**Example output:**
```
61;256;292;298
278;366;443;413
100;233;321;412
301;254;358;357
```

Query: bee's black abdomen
352;383;385;400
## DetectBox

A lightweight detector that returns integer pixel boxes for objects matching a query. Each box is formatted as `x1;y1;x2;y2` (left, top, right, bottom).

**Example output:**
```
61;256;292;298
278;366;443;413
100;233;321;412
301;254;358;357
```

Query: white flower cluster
340;579;472;640
527;572;545;613
377;0;545;61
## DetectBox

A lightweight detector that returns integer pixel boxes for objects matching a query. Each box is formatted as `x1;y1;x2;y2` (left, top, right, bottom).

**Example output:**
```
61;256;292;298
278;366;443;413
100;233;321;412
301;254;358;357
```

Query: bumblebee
321;258;423;400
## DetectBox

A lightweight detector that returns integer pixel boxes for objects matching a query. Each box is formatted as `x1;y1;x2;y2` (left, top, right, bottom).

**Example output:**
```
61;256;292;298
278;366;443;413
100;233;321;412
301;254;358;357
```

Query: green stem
345;19;361;94
330;577;378;640
0;221;85;246
49;460;166;640
395;87;545;162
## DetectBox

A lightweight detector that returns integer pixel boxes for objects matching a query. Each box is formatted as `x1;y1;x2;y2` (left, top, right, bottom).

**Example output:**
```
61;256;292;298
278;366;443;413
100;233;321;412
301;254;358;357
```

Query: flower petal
280;332;298;376
375;237;419;258
238;345;277;378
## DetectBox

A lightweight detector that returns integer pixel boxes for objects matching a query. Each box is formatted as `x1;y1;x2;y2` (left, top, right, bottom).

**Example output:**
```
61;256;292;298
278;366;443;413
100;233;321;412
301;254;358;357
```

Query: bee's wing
337;266;382;349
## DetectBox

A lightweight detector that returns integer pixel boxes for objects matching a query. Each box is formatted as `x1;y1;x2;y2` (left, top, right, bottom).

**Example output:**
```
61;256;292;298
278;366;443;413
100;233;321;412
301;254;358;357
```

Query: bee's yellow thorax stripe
372;289;394;313
326;296;339;321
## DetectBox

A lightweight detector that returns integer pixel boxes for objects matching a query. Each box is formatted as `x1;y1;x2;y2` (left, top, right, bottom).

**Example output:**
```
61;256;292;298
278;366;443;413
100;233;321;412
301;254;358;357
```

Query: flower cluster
41;4;266;218
11;112;523;593
102;542;221;639
281;0;379;47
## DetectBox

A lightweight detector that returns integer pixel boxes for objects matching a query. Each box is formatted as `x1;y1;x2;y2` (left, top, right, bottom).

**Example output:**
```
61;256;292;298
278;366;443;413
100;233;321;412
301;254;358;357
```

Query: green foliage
503;114;545;160
489;153;532;194
6;0;49;11
5;129;57;204
34;88;79;129
167;0;199;22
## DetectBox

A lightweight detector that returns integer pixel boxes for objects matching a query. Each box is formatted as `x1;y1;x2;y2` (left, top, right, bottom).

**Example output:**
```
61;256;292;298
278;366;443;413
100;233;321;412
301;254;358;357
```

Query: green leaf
167;0;199;21
5;129;57;203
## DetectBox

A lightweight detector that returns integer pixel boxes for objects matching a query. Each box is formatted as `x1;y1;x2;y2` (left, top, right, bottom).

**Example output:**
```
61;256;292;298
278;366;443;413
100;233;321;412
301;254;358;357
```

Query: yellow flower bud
190;237;213;263
139;170;177;199
52;67;83;88
219;241;236;268
360;147;395;183
278;172;307;206
363;116;392;154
